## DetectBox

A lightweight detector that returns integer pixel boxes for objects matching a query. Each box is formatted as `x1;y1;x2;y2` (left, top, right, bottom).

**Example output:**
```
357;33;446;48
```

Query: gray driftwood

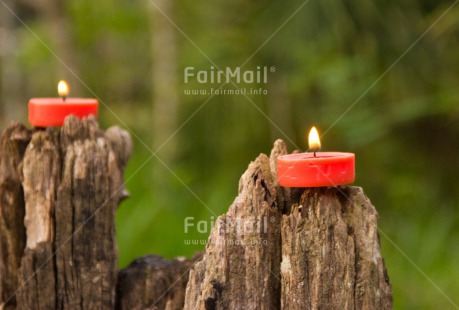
184;139;393;309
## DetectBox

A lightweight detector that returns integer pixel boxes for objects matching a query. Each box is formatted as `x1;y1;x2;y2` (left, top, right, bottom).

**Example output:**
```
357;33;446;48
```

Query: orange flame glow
58;80;69;98
308;126;321;151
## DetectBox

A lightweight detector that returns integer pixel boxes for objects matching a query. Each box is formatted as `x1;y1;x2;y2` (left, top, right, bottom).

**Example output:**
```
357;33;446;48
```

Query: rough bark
184;150;283;310
0;123;31;309
16;125;60;310
0;122;392;310
15;116;132;310
281;187;392;309
184;139;393;309
116;254;201;310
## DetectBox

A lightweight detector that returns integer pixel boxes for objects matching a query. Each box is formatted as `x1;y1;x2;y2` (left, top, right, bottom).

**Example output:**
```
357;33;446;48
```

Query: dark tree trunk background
0;119;392;310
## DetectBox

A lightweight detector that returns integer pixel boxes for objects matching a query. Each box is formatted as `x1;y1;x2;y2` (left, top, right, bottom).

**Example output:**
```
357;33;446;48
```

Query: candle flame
58;80;69;98
308;126;321;151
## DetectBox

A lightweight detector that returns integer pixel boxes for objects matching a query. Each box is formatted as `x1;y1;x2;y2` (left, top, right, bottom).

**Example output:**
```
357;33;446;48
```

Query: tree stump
116;254;201;310
1;118;392;310
0;117;132;309
184;140;393;309
281;187;392;309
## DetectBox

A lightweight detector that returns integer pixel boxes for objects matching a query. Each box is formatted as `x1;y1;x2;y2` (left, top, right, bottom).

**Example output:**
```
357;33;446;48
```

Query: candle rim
29;98;98;105
278;152;354;161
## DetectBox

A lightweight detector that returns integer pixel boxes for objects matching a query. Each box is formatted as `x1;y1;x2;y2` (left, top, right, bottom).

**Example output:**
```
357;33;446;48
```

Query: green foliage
5;0;459;308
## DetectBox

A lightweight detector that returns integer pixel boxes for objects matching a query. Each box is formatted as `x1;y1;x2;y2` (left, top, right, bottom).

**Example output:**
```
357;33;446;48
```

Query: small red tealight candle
277;126;355;187
28;80;99;127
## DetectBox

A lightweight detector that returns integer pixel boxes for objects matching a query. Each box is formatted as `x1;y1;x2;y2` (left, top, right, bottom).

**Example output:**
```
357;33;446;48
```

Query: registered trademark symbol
270;66;276;73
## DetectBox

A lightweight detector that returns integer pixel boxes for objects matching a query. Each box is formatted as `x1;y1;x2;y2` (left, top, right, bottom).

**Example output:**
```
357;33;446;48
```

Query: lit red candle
277;127;355;187
28;80;98;127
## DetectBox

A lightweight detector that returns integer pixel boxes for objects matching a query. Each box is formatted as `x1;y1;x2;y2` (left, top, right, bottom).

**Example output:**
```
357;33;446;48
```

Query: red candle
277;127;355;187
28;80;98;127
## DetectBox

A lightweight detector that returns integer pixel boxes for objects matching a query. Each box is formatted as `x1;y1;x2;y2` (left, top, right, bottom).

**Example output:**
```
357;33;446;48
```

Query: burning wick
58;80;69;102
308;126;321;157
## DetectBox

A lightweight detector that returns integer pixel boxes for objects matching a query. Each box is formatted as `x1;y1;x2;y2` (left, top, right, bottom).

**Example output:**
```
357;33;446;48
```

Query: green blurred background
1;0;459;308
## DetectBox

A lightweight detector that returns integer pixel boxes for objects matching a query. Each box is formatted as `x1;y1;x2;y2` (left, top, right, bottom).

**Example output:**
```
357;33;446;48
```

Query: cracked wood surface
116;254;201;310
0;123;31;309
0;116;132;310
1;120;392;310
281;187;392;309
184;139;392;310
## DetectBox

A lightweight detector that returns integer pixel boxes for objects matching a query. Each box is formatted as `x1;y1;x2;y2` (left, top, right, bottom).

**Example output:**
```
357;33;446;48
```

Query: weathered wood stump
0;117;132;309
116;253;201;310
0;123;30;309
184;140;393;309
0;118;392;310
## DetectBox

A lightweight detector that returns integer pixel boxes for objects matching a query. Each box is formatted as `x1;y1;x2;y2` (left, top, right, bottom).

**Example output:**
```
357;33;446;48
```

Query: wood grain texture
14;116;132;310
281;187;392;309
116;254;201;310
0;123;31;309
1;121;392;310
17;125;60;310
184;147;283;310
184;139;392;310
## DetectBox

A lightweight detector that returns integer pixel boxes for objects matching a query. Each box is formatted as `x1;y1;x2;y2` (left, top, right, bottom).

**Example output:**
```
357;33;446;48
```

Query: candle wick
314;151;316;157
62;96;66;102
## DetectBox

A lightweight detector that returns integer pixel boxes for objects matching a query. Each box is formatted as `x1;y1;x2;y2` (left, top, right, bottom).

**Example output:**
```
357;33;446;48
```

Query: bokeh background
1;0;459;308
